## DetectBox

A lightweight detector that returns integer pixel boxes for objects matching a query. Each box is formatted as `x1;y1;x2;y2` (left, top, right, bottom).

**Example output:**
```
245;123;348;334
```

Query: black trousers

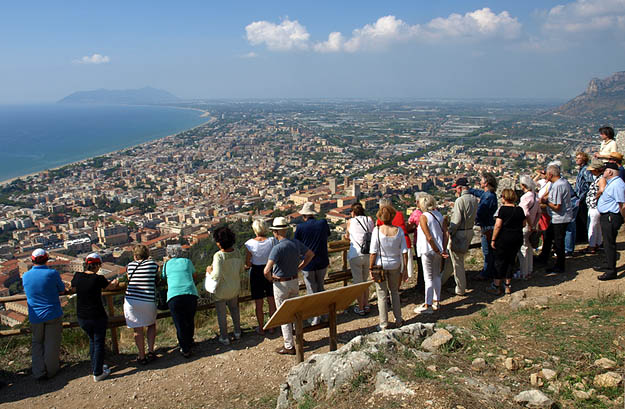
576;200;589;243
168;294;198;353
541;222;567;271
599;212;623;275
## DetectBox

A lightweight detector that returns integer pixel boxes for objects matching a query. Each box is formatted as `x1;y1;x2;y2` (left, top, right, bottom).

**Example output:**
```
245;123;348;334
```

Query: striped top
125;259;159;302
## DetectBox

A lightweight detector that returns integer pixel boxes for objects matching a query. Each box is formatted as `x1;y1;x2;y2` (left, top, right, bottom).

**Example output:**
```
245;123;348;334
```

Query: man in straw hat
596;162;625;281
264;217;314;355
294;202;331;326
22;249;66;380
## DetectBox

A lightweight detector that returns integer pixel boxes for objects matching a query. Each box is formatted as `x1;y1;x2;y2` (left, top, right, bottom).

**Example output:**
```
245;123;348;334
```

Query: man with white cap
294;202;330;326
22;248;66;380
264;217;314;355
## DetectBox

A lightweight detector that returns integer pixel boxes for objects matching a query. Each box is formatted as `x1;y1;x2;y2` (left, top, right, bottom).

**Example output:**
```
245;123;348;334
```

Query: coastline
0;106;214;186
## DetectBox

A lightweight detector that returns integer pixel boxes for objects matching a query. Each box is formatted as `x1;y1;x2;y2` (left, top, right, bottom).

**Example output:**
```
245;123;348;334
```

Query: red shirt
376;211;411;248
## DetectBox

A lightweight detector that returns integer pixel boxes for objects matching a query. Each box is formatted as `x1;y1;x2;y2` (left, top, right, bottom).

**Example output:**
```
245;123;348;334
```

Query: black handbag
370;228;386;283
155;263;169;311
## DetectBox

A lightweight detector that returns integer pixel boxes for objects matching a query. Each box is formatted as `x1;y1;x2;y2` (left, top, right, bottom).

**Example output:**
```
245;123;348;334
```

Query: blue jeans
565;206;579;253
480;226;495;278
78;317;107;376
168;294;198;353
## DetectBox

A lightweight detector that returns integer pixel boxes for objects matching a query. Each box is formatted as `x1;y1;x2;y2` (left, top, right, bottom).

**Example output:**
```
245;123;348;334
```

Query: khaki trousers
374;268;402;329
31;316;62;379
273;279;299;349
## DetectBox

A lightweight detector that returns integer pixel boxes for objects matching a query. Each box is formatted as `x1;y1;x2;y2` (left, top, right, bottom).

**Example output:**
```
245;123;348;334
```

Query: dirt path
1;241;624;409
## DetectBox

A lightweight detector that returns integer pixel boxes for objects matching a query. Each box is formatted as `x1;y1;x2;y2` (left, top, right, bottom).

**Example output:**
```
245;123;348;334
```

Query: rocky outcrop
275;323;435;408
514;389;554;408
552;71;625;117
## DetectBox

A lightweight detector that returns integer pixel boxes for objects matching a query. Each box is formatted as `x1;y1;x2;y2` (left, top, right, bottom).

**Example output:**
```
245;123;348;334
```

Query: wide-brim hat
270;216;291;230
587;159;606;171
609;151;624;161
299;202;317;215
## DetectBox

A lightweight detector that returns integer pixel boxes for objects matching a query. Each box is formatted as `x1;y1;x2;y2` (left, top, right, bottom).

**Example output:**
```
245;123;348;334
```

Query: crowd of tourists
19;126;625;383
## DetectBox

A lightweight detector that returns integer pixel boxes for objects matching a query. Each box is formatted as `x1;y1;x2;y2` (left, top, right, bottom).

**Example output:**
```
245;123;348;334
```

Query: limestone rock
421;329;453;352
594;358;616;370
374;370;415;396
572;390;590;400
540;368;557;381
505;357;519;371
426;365;437;372
514;389;554;408
530;373;543;386
471;357;487;371
447;366;462;374
593;372;623;388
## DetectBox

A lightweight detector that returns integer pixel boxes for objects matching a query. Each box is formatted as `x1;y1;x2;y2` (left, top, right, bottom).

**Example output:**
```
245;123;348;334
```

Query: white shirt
347;216;375;260
244;237;275;265
416;210;444;257
369;226;407;271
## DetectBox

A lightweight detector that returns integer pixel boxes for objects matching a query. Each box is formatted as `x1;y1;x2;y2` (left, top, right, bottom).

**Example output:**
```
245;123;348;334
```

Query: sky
1;0;624;103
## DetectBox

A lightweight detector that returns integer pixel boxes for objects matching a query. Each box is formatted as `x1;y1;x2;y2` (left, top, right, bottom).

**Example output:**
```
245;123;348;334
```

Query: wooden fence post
106;294;119;354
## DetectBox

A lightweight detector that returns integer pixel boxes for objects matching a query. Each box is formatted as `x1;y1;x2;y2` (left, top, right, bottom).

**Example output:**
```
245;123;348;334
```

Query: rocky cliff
553;71;625;117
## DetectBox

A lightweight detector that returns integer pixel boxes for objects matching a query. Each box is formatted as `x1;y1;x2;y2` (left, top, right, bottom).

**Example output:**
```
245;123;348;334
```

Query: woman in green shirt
206;226;244;345
162;245;198;358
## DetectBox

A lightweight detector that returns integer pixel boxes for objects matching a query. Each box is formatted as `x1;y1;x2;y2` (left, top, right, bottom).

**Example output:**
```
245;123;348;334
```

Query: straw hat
299;202;317;215
270;217;290;230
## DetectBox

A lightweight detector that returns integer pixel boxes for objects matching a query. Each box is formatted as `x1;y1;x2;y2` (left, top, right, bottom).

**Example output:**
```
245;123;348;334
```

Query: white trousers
518;227;533;278
588;207;603;247
273;279;299;349
421;253;442;306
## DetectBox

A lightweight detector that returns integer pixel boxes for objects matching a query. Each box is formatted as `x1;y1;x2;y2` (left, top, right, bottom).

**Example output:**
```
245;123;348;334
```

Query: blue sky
1;0;624;102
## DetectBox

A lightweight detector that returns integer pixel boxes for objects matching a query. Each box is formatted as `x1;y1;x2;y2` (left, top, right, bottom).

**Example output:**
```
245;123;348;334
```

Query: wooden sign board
264;281;372;329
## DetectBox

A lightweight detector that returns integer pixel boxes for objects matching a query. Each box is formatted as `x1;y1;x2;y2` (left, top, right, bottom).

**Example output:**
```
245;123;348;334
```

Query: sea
0;104;208;182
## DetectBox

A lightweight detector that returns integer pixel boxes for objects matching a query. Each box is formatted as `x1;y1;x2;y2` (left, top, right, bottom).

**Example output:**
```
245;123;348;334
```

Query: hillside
58;87;180;105
552;71;625;118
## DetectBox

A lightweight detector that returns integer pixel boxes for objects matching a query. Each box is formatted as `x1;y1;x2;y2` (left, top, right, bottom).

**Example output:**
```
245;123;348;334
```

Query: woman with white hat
71;253;119;381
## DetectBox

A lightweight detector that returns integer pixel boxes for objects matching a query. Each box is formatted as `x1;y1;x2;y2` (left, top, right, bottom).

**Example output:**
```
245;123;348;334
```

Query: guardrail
0;240;354;354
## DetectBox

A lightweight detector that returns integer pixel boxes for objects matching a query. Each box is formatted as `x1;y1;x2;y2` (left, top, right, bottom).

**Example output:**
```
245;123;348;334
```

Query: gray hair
546;164;561;177
252;219;269;237
519;175;536;192
414;191;426;201
379;197;392;207
166;244;185;258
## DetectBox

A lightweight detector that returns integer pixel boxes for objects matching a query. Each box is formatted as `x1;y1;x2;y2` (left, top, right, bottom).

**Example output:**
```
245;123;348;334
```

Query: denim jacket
469;188;498;227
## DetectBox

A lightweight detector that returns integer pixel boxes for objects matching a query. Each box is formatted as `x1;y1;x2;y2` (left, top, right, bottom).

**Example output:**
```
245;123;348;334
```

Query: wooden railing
0;240;354;353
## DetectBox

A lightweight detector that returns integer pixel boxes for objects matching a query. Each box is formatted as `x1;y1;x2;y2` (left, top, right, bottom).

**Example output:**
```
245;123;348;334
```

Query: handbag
527;193;541;248
205;269;218;293
155;262;169;311
355;217;372;255
370;228;386;283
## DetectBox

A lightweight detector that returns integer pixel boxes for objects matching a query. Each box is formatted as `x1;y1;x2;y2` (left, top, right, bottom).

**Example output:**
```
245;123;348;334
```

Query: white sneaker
432;302;440;311
218;337;230;345
93;365;110;382
414;304;433;314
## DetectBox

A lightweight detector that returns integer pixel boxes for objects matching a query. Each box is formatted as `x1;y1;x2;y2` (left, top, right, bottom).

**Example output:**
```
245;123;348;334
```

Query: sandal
486;283;503;295
147;352;157;361
135;356;149;366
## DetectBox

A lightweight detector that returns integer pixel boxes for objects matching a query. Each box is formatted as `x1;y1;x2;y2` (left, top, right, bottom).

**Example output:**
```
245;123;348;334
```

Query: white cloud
543;0;625;33
245;18;310;51
247;8;521;53
241;51;258;58
73;53;110;64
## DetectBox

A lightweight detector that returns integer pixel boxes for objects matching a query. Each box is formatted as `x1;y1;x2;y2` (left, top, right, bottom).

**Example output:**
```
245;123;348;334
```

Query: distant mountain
58;87;180;105
552;71;625;117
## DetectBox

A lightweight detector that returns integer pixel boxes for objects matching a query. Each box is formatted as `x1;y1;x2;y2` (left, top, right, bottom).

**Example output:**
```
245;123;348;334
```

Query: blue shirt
294;218;330;271
22;265;65;324
162;258;198;302
597;176;625;214
469;188;498;227
548;177;573;224
574;165;594;203
268;238;309;278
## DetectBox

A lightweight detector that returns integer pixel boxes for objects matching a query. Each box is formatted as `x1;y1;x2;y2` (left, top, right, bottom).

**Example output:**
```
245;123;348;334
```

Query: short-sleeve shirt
125;259;159;302
377;211;411;248
496;206;526;236
22;265;65;324
244;237;276;265
294;218;330;271
597;176;625;214
162;258;198;302
268;238;309;278
71;272;110;320
600;139;617;156
548;178;573;224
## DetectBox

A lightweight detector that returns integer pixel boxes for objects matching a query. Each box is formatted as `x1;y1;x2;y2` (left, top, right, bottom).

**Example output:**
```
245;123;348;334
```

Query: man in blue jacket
22;249;66;380
469;172;498;281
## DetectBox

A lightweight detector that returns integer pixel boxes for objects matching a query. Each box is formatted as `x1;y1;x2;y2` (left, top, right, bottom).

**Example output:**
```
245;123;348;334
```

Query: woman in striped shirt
123;244;159;365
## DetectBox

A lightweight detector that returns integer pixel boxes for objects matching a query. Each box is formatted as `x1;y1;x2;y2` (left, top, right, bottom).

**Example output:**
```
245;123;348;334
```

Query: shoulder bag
354;216;372;255
205;260;219;294
428;212;446;275
527;194;541;248
155;262;169;311
370;227;386;283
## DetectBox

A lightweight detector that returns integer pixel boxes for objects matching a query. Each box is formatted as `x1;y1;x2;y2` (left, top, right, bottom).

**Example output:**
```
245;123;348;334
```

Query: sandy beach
0;107;214;186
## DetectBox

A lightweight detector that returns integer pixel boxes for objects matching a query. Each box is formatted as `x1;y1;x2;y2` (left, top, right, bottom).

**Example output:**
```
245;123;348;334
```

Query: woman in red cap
70;253;119;381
